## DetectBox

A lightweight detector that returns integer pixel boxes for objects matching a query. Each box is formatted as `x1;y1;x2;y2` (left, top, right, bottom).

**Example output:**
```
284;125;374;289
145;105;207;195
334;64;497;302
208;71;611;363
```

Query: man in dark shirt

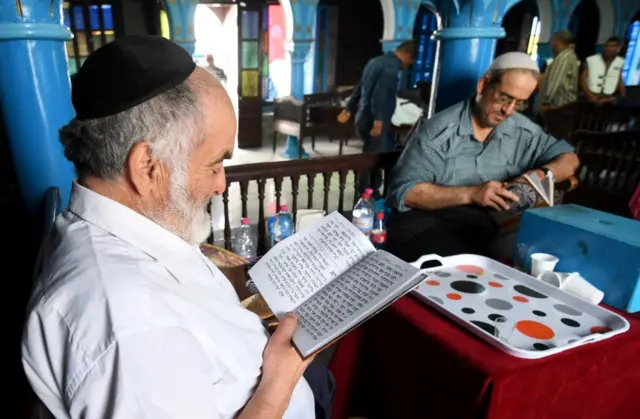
337;41;416;195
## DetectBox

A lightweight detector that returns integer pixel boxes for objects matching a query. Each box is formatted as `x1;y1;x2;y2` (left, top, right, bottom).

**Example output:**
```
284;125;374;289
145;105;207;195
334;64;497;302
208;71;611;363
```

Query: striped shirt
539;48;579;108
387;98;574;211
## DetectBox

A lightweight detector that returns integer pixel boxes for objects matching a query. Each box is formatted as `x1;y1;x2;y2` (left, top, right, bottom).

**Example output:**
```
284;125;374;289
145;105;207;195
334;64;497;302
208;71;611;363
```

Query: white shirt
22;183;315;419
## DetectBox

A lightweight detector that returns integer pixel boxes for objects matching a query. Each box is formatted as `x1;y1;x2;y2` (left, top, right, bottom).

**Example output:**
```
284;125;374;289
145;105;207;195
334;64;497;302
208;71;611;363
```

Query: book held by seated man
248;212;428;358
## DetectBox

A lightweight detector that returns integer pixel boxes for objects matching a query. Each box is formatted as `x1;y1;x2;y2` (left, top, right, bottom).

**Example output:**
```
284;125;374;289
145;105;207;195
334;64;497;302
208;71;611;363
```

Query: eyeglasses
493;90;529;112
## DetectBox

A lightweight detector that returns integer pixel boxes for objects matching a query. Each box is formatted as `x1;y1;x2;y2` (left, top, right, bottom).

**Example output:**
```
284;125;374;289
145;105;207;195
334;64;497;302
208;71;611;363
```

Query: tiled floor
211;115;365;246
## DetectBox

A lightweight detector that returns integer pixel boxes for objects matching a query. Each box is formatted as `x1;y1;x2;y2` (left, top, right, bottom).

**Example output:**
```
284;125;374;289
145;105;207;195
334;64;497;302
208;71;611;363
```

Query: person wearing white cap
384;52;580;262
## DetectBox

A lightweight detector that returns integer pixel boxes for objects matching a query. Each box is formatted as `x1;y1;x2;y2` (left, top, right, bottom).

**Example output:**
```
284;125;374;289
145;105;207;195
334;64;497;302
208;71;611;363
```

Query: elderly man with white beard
21;36;329;419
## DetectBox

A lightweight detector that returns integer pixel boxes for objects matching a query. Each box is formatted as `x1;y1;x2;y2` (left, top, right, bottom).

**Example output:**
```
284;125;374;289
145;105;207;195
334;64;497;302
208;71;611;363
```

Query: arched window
409;5;438;87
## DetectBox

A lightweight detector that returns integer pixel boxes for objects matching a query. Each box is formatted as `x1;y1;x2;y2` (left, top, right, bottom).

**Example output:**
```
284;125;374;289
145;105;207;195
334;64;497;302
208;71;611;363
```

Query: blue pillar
166;0;197;55
0;0;76;214
537;43;552;68
283;40;313;159
435;24;506;111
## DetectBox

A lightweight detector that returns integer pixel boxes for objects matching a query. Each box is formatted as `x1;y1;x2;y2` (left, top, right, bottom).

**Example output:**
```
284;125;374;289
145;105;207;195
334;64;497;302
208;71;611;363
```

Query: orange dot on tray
455;265;485;275
513;296;529;303
516;320;555;340
590;326;612;334
446;293;462;300
426;280;440;286
488;281;504;288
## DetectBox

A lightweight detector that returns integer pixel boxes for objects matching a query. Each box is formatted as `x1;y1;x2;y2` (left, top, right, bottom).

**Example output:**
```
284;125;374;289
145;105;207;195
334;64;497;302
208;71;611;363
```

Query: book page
524;173;553;206
291;250;425;358
249;212;376;316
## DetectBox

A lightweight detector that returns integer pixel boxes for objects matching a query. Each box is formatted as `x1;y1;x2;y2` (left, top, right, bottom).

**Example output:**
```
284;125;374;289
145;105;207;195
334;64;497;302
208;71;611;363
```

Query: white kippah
487;52;540;73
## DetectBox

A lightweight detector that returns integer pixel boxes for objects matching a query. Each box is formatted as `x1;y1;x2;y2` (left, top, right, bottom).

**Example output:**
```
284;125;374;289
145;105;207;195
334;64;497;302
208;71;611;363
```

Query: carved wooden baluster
206;199;214;244
274;177;283;210
352;170;359;207
291;175;300;224
338;170;347;213
307;173;316;208
222;188;231;250
257;179;267;254
240;181;249;218
322;172;331;213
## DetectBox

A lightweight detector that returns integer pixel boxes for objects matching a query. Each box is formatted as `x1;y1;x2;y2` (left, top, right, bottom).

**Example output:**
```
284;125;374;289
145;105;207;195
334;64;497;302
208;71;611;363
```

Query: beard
150;172;212;245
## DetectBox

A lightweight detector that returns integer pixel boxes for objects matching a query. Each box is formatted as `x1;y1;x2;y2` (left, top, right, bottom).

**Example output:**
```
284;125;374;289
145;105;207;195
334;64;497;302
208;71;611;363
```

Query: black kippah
72;35;196;120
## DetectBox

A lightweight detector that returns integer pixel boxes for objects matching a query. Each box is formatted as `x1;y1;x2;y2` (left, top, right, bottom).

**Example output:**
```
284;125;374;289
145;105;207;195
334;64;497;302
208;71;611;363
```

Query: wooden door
237;1;264;148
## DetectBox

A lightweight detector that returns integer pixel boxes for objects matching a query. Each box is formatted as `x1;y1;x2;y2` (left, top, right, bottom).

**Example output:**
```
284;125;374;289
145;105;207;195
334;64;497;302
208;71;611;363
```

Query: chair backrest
543;102;640;143
565;130;640;216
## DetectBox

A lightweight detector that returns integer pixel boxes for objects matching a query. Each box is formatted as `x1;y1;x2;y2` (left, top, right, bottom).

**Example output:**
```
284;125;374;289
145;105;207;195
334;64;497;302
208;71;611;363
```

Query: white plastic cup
530;253;559;277
537;271;604;305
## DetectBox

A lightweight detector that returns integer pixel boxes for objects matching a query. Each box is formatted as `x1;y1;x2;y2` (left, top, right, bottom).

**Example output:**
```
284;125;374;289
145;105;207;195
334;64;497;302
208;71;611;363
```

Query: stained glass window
410;6;438;86
63;3;116;75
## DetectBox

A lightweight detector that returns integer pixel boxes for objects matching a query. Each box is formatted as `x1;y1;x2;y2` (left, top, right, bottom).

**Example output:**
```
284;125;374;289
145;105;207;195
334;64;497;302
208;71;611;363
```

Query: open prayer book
248;212;428;358
504;171;555;211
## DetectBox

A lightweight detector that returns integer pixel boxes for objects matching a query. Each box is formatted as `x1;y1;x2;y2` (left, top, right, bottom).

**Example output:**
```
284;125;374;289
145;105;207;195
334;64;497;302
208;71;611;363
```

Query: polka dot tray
411;254;630;359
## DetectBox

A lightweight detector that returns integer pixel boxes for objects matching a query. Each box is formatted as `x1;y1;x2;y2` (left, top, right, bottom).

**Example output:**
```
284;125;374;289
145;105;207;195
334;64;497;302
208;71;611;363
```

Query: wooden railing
211;151;401;254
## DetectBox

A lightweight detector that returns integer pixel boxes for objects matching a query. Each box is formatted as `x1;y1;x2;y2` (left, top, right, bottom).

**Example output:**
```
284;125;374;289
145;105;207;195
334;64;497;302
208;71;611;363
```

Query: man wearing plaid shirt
539;31;580;113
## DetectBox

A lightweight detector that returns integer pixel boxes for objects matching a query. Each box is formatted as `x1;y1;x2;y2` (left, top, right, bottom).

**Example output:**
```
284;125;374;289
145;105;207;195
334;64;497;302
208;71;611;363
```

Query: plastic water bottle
272;204;294;245
352;189;375;236
232;218;257;262
370;212;387;249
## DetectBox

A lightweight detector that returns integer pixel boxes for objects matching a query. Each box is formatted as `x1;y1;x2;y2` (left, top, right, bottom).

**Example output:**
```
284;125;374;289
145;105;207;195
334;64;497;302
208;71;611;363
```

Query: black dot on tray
561;318;581;328
494;273;508;280
513;284;548;299
451;280;486;294
466;274;478;279
488;313;506;321
433;271;452;278
532;310;547;317
462;307;475;314
533;343;551;351
471;320;496;335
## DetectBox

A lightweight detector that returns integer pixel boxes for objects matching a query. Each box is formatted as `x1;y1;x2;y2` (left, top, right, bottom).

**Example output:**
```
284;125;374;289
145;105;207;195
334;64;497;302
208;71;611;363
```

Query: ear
126;141;165;196
477;76;487;95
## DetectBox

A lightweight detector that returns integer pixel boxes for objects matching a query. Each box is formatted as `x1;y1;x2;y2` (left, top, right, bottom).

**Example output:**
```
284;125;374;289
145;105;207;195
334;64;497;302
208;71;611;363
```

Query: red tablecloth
329;296;640;419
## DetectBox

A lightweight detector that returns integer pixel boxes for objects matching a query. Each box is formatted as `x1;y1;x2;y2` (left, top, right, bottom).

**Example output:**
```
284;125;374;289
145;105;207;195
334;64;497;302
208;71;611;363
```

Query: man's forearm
405;182;474;211
543;152;580;182
239;382;292;419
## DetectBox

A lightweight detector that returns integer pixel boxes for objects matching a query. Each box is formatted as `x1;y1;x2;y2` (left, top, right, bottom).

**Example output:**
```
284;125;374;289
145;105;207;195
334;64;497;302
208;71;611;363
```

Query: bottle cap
241;218;250;225
280;204;289;212
376;212;384;219
362;192;371;199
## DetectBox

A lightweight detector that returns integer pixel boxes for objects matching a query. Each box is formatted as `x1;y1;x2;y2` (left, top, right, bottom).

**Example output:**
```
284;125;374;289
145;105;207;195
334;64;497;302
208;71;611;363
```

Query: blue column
432;0;526;112
283;39;313;159
0;0;76;214
166;0;197;55
435;25;506;111
537;43;552;68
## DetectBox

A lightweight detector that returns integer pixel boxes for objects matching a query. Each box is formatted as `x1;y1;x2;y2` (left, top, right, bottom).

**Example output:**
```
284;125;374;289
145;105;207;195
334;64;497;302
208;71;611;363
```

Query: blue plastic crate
516;204;640;313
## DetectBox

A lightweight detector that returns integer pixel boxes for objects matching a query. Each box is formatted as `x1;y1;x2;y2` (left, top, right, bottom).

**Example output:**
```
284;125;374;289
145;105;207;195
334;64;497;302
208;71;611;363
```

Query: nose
212;168;227;196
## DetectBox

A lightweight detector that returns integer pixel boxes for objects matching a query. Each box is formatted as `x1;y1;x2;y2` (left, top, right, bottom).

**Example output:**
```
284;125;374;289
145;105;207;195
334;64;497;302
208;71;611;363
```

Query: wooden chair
564;130;640;217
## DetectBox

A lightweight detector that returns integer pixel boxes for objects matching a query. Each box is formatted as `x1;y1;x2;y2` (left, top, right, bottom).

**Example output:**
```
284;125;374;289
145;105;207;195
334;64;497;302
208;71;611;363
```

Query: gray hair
60;81;204;180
